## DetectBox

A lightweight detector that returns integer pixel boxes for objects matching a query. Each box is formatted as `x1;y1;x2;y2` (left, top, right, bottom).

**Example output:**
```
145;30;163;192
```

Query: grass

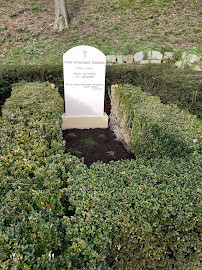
68;146;82;155
98;133;106;139
106;150;116;157
84;138;97;147
0;0;201;65
67;132;77;137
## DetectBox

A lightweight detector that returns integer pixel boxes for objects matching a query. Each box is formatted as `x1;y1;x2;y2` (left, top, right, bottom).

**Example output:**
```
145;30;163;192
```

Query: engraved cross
83;50;87;58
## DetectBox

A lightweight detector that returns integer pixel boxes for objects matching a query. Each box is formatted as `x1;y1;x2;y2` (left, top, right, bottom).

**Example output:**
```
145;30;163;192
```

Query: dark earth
62;99;135;167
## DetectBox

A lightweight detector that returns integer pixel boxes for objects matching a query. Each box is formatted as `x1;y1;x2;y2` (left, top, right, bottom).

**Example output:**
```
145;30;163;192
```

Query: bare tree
54;0;70;32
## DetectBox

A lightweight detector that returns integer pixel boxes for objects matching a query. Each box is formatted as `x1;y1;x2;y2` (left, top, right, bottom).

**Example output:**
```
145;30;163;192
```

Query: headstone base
62;113;108;129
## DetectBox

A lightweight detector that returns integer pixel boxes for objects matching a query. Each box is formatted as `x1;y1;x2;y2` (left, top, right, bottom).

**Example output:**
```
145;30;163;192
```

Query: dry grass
0;0;201;64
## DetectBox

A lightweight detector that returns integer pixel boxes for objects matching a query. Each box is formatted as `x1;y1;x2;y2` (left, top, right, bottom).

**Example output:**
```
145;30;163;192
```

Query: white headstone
63;45;106;117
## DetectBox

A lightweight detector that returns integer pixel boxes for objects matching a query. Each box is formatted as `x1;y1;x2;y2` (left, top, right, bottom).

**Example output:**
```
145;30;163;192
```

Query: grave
62;45;108;129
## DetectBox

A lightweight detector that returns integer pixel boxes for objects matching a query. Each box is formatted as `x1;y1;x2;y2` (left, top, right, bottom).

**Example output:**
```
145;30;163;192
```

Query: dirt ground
62;127;135;167
62;99;135;167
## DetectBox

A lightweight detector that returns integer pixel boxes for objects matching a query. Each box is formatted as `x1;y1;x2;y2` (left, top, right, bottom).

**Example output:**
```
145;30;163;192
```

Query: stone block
174;61;182;68
140;60;149;64
62;113;108;129
151;51;163;60
134;51;144;62
150;60;161;64
106;55;117;63
185;54;200;63
192;65;201;71
122;55;134;63
163;52;173;60
116;55;123;64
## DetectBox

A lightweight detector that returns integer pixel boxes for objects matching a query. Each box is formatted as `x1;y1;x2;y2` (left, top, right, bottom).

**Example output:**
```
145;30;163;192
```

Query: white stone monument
62;45;108;129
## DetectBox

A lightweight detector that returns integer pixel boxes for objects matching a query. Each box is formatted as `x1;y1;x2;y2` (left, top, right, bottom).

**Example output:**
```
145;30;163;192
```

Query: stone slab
175;61;182;67
140;60;149;64
151;51;163;60
134;51;144;62
122;55;133;63
117;55;123;64
163;52;173;60
106;55;116;63
62;113;108;129
192;65;201;71
150;60;161;64
185;54;200;63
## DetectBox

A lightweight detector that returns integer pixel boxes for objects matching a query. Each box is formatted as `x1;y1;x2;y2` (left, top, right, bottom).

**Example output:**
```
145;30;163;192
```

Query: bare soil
62;99;135;167
62;128;135;167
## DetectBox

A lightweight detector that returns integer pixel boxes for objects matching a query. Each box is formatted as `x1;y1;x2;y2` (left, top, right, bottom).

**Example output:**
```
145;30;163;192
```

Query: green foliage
106;64;202;118
0;65;64;115
0;81;87;268
9;12;18;18
65;156;201;269
1;63;201;118
111;84;202;159
84;138;97;147
0;81;201;268
159;45;174;54
30;6;40;14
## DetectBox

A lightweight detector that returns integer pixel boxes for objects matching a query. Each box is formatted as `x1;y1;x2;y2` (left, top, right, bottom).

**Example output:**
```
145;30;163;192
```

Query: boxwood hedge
106;64;202;118
0;81;201;269
65;157;201;269
0;81;87;268
0;63;201;117
110;84;202;159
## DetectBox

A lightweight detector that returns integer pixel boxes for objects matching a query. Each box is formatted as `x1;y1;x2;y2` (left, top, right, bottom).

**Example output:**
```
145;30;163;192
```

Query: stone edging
106;51;201;71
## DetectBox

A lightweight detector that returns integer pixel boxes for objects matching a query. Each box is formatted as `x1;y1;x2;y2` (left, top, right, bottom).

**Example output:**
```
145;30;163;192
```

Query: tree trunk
54;0;70;32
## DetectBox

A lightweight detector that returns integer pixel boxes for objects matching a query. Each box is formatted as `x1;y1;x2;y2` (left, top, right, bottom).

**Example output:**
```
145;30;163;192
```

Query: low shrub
0;81;201;269
0;81;87;268
107;64;202;118
1;63;201;117
110;84;201;159
0;65;64;115
64;156;201;269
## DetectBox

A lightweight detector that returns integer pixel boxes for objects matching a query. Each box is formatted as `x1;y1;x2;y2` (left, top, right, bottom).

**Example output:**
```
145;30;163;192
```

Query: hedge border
0;81;201;269
110;84;202;159
1;63;201;118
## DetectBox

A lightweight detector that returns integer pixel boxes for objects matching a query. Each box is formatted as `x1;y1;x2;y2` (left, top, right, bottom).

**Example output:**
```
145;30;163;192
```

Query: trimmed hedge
0;65;64;116
107;64;202;118
0;63;201;117
110;84;202;159
0;81;201;269
106;64;202;118
0;81;87;268
65;157;201;269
